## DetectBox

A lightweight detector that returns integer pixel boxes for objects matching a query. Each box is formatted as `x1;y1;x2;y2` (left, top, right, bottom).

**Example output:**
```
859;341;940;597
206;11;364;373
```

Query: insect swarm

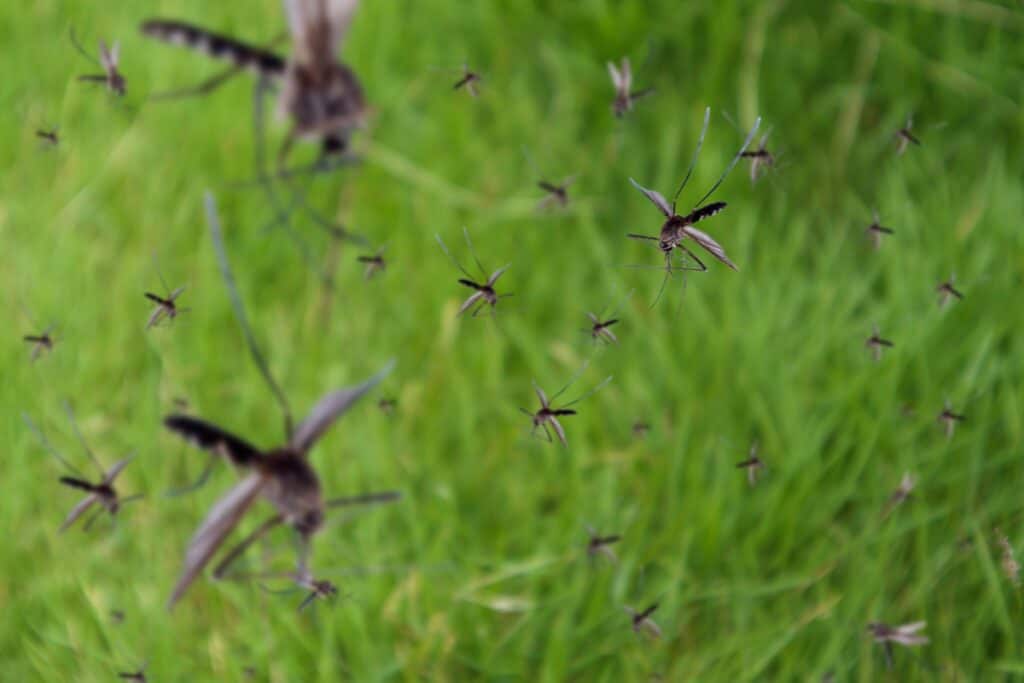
865;211;894;250
936;273;963;308
895;116;922;155
586;527;621;564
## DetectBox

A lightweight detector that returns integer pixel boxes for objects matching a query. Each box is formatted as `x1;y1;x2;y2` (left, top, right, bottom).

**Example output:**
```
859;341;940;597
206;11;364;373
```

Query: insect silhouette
865;325;894;362
586;527;621;563
23;328;56;361
583;291;632;345
739;130;776;183
36;128;60;146
537;177;576;210
937;400;965;438
882;472;916;518
865;211;894;250
162;193;398;610
894;116;922;155
117;664;148;682
867;621;928;669
632;420;650;439
625;603;662;639
936;273;963;308
356;244;387;280
250;566;340;612
736;442;764;487
436;228;513;317
71;29;126;96
145;263;189;330
607;57;653;118
23;404;141;532
452;64;482;97
520;369;612;447
377;397;397;416
627;107;761;305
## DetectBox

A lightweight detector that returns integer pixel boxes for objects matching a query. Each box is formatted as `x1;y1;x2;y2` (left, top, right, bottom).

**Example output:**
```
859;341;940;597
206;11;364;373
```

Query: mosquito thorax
281;61;365;142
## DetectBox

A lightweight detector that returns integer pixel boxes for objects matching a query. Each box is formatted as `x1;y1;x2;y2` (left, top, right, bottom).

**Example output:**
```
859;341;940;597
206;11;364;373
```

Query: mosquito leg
211;513;285;580
149;64;243;101
165;460;217;498
677;246;708;272
326;491;402;509
82;505;106;532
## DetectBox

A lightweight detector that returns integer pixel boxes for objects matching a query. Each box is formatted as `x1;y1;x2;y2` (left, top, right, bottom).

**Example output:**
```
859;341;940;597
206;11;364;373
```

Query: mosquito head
295;509;324;537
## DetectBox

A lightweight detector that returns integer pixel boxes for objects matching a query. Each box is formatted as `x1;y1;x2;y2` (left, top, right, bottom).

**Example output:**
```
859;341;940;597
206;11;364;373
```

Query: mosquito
117;664;148;682
937;400;965;438
895;116;921;156
865;211;894;250
995;528;1020;586
453;65;482;97
145;262;189;330
36;128;60;146
520;369;612;447
23;326;57;361
356;245;387;280
632;420;650;439
865;325;894;362
625;604;662;639
867;621;928;669
736;442;764;487
882;472;916;518
254;566;340;612
607;57;653;118
586;527;621;563
739;130;776;183
71;29;126;96
378;397;396;416
436;228;512;317
627;107;760;305
936;273;963;308
536;177;576;211
23;404;141;533
583;291;631;345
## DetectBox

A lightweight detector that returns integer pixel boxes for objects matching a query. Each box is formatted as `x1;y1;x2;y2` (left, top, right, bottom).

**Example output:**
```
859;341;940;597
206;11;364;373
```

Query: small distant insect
356;245;387;280
36;128;60;146
117;664;148;682
378;397;396;416
865;211;894;250
736;442;764;487
882;472;916;518
71;29;126;96
521;369;612;447
453;64;482;97
937;400;965;438
995;528;1020;586
936;273;963;308
607;57;653;118
867;621;928;669
23;326;57;361
145;264;189;329
632;420;650;439
583;291;631;346
865;325;894;362
537;177;576;210
627;107;760;305
894;116;922;155
625;603;662;639
739;130;776;183
436;228;512;317
110;609;125;624
586;527;621;563
23;403;141;532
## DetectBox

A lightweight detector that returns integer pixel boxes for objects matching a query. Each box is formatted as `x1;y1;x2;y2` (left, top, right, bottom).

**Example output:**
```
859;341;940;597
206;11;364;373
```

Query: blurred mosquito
625;604;662;639
865;325;893;362
632;420;650;439
586;526;621;563
23;404;141;532
936;273;963;308
357;245;387;280
436;228;512;317
117;664;148;682
937;400;965;438
894;116;921;155
162;194;399;610
521;369;612;447
36;128;60;146
23;327;56;361
627;107;760;306
865;211;894;250
110;609;126;624
252;566;340;612
736;442;764;487
71;29;125;96
524;147;575;211
996;528;1020;586
453;64;482;97
882;472;915;518
607;57;653;118
145;262;188;330
867;621;928;669
739;131;776;183
583;290;632;345
378;397;397;416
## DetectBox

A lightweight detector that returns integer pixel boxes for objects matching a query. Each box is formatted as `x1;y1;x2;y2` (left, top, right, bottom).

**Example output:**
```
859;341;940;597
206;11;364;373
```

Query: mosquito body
882;472;915;518
23;327;56;361
865;325;894;362
626;604;662;639
436;229;512;317
739;132;775;183
895;117;921;155
736;442;764;487
586;312;620;344
865;211;894;250
537;177;575;210
36;128;60;146
520;371;611;447
607;57;652;118
936;274;963;308
453;66;482;97
868;621;928;669
378;397;396;416
117;666;148;682
356;246;387;280
72;31;126;96
632;420;650;439
586;527;621;563
937;400;965;438
996;528;1020;586
145;288;188;329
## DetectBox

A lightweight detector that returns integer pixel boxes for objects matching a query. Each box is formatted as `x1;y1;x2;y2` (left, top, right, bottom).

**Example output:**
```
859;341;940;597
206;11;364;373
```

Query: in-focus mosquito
937;400;965;438
865;325;894;362
356;245;387;280
586;527;621;563
627;107;760;305
23;404;141;532
936;273;963;308
882;472;915;518
436;228;512;317
865;211;894;250
36;128;60;146
736;442;764;487
867;621;928;669
71;29;126;96
520;369;612;447
607;58;653;118
894;117;921;156
625;604;662;639
995;528;1020;586
453;65;482;97
145;262;189;330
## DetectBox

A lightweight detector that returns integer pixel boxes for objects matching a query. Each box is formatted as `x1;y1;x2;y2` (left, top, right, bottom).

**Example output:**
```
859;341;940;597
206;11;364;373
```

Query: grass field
3;0;1024;680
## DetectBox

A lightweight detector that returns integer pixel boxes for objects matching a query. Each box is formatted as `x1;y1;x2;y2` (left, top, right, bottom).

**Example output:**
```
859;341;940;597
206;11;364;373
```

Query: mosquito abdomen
140;20;285;75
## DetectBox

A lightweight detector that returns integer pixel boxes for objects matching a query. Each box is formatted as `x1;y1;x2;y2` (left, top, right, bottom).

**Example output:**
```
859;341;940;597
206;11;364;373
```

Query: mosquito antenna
22;413;85;478
692;116;761;209
649;260;674;309
462;227;488;281
152;252;171;296
325;491;402;509
670;106;711;211
549;362;592;403
563;375;613;408
69;27;99;66
435;234;475;281
205;191;295;439
61;400;105;478
213;513;285;579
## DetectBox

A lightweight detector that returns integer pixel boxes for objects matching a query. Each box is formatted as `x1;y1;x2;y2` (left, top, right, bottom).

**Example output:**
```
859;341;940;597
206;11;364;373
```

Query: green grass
3;0;1024;680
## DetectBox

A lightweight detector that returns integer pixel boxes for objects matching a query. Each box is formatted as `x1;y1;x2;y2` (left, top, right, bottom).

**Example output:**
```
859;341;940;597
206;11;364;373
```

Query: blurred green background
3;0;1024;680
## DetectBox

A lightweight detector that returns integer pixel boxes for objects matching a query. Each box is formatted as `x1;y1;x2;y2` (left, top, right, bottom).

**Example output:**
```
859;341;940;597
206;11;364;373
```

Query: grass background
3;0;1024;680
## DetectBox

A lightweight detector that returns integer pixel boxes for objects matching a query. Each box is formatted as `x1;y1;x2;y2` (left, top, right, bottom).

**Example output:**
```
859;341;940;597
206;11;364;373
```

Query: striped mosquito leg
140;20;285;76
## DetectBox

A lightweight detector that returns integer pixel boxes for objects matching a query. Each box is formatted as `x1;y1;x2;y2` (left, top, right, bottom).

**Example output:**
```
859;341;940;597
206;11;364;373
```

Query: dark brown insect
865;325;894;362
110;609;125;624
736;442;764;487
607;58;653;118
356;245;387;280
882;472;915;518
537;177;575;210
865;211;894;250
632;420;650;439
23;326;56;361
586;527;621;563
995;528;1020;586
453;65;482;97
895;116;921;155
145;271;188;330
867;621;928;669
23;404;141;532
117;665;148;682
937;400;965;438
521;371;612;447
436;229;512;317
739;130;776;183
625;603;662;639
936;273;963;308
71;29;126;96
36;128;60;146
586;312;620;345
378;397;396;416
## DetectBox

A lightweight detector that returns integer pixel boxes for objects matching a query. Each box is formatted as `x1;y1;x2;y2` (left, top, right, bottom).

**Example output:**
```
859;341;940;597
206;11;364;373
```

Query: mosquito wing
285;0;358;69
549;415;568;446
103;456;135;485
486;264;510;287
167;474;265;609
681;225;738;270
289;359;395;454
629;178;672;218
146;306;167;330
164;415;264;468
168;286;187;303
60;494;100;532
607;61;623;91
457;291;484;316
620;57;632;91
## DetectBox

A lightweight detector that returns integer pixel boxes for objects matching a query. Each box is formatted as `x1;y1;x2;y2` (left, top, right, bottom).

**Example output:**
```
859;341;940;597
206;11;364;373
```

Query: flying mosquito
894;116;921;155
936;273;963;308
736;442;764;487
627;107;760;305
882;472;916;518
23;404;141;532
23;327;57;361
520;369;612;447
248;566;340;612
995;528;1020;586
607;57;653;118
356;245;387;280
377;397;397;416
586;527;621;563
117;664;148;682
867;621;928;669
937;400;965;438
865;325;894;362
145;263;189;330
865;211;894;250
632;420;650;439
36;128;60;146
739;130;776;183
436;228;512;317
537;177;576;210
453;64;482;97
583;290;632;345
71;29;126;96
625;604;662;639
162;193;399;610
